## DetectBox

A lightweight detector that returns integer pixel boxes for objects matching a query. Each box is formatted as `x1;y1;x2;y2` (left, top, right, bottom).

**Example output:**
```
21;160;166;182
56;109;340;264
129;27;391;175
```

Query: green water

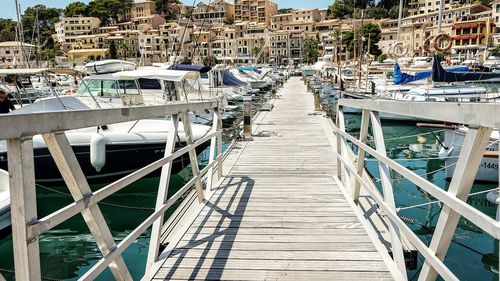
0;113;497;280
345;114;499;281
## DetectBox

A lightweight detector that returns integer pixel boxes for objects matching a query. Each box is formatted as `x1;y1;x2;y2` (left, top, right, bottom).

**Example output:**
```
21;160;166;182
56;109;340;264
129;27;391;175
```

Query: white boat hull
440;129;498;182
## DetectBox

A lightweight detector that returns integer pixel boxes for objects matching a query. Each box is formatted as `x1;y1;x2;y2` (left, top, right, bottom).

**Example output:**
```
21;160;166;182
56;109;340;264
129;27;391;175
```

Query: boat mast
396;0;404;41
15;0;27;68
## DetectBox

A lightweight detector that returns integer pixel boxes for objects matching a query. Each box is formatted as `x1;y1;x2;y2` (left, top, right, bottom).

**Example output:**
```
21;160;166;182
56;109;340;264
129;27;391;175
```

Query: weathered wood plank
149;77;395;281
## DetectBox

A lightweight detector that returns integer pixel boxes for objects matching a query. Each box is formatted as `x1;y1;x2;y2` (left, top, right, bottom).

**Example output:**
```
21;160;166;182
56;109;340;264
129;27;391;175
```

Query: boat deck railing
0;100;223;281
333;98;500;281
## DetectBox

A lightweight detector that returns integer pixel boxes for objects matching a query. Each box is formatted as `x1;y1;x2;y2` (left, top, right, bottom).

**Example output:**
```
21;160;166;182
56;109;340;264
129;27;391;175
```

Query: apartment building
379;4;489;56
192;0;235;24
0;41;37;68
119;0;157;22
408;0;471;15
271;13;292;30
234;0;278;26
291;9;322;23
452;15;495;58
269;30;289;64
54;16;101;51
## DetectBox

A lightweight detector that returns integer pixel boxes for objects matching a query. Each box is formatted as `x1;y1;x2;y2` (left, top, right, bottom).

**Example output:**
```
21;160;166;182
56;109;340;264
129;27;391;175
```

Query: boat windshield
76;79;140;97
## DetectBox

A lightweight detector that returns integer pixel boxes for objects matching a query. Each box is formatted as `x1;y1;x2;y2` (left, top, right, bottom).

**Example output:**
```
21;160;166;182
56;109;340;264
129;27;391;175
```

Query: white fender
90;134;107;172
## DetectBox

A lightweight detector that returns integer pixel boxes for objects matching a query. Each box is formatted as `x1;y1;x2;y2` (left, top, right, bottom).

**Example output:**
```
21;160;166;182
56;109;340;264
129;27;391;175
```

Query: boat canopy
393;63;469;85
169;64;212;73
238;66;261;73
432;55;500;82
84;69;200;82
222;70;246;86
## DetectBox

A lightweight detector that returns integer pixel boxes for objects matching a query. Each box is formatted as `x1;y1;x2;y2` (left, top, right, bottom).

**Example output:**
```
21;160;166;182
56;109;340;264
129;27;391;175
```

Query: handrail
332;99;500;281
2;101;224;281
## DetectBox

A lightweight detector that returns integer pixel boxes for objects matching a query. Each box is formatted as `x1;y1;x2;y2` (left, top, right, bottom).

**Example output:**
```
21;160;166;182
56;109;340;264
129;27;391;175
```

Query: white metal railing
1;101;223;281
331;99;500;281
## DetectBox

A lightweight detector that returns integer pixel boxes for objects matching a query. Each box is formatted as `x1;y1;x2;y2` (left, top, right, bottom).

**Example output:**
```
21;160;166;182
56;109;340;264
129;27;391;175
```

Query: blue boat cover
169;64;212;73
237;66;261;74
394;63;469;85
223;70;246;86
432;55;500;82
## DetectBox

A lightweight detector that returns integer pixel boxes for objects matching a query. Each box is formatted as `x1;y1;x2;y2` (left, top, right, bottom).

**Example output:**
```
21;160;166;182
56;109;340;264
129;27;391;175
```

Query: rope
373;161;457;183
0;267;62;281
365;155;458;162
36;184;155;211
398;187;500;211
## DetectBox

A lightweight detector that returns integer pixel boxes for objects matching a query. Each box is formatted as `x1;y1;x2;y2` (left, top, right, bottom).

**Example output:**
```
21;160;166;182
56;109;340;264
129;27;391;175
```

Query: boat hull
0;142;211;185
441;129;498;182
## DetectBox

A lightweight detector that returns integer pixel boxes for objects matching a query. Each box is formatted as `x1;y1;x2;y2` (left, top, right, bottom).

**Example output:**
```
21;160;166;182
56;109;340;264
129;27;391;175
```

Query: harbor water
0;111;498;280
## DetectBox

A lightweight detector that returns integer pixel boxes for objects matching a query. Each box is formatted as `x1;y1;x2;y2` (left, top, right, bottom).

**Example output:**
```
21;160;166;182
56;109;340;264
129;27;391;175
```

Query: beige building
234;0;278;26
379;4;489;56
408;0;471;16
269;30;289;64
54;16;101;51
493;0;500;25
270;13;292;29
120;0;157;22
193;0;235;24
291;9;322;23
0;41;37;68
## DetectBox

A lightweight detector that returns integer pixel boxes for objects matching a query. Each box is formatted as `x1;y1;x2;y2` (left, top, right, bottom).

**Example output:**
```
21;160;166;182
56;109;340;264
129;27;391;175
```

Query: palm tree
162;39;170;63
121;42;131;61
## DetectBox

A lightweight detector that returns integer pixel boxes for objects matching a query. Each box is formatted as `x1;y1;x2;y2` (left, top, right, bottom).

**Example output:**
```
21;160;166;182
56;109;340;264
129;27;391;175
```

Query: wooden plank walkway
148;77;399;280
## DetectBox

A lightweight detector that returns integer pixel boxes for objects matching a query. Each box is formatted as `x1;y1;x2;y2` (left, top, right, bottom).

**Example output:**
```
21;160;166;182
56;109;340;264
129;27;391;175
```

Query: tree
329;0;353;19
203;55;218;67
156;0;181;20
109;40;117;59
0;19;17;42
181;56;192;65
378;53;388;63
22;5;62;50
87;0;133;24
64;2;88;17
277;8;294;14
303;37;319;65
492;45;500;57
362;23;382;56
162;39;170;62
121;42;131;60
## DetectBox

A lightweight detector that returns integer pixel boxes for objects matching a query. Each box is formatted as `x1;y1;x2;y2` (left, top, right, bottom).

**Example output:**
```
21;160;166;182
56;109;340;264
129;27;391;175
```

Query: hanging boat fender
90;133;107;172
433;33;452;52
392;42;409;58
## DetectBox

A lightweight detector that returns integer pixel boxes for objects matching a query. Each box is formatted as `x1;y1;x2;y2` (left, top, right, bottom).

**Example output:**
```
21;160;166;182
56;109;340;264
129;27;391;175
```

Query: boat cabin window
77;80;119;98
117;80;140;95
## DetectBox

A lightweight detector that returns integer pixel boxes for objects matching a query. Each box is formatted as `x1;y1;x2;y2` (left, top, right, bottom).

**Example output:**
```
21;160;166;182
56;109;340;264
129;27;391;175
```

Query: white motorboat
1;96;212;184
0;169;10;232
439;127;498;182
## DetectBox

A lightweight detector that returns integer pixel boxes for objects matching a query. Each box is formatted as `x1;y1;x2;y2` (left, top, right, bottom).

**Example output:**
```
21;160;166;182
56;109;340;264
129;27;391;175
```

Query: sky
1;0;333;20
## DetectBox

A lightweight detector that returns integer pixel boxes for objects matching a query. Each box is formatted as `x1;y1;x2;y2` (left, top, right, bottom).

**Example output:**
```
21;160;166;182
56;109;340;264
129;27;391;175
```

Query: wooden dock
146;77;400;280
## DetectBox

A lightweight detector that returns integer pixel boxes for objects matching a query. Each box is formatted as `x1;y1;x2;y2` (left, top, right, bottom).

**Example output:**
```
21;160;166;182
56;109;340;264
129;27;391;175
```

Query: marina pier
0;77;499;281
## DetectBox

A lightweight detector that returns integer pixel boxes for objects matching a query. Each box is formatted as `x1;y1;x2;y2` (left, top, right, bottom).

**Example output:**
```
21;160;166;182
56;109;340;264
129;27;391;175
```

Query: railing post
335;106;345;183
43;132;132;281
418;127;493;281
352;110;370;201
181;112;205;202
7;138;41;281
243;95;252;140
147;114;180;267
370;111;408;280
207;108;222;192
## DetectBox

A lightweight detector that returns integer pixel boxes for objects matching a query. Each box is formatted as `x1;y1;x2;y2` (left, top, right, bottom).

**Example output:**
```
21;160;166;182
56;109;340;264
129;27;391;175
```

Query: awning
85;69;200;82
169;64;212;73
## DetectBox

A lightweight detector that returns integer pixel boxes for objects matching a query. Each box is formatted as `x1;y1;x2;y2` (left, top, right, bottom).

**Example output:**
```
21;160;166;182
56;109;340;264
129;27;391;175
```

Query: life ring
392;42;408;58
422;36;435;54
433;33;452;52
387;44;395;59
